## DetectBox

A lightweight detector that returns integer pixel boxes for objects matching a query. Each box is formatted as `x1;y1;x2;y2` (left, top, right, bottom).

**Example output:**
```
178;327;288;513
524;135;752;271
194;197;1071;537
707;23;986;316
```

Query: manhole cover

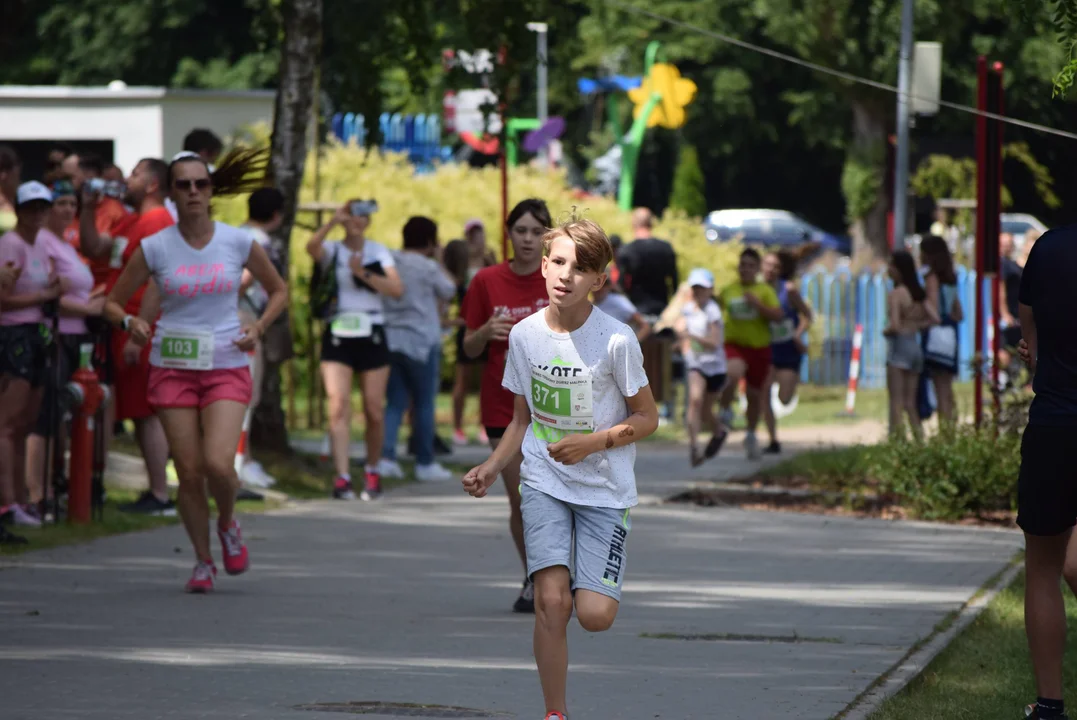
294;702;513;718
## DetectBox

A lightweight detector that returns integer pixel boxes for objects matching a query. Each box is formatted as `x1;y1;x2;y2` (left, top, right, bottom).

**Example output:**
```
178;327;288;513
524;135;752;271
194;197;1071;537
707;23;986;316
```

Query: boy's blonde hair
542;218;614;274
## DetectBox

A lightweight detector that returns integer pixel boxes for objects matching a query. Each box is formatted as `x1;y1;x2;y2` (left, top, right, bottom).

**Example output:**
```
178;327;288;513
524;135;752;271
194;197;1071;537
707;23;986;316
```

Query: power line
603;0;1077;143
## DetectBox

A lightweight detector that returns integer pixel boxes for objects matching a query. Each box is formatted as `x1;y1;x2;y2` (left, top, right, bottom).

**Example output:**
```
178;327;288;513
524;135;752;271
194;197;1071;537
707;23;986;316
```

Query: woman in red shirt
462;198;552;614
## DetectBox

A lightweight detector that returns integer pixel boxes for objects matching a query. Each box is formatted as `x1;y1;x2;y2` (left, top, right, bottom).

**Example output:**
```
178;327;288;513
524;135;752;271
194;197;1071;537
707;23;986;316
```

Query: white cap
16;181;53;207
687;267;714;289
171;151;216;173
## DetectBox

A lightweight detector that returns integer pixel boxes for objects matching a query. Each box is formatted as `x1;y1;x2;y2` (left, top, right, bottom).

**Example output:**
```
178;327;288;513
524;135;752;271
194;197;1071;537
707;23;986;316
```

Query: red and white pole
842;324;864;417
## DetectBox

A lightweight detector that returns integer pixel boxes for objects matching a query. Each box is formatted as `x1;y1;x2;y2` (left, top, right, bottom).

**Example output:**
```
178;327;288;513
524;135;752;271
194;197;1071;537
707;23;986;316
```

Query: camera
350;200;378;216
86;178;126;199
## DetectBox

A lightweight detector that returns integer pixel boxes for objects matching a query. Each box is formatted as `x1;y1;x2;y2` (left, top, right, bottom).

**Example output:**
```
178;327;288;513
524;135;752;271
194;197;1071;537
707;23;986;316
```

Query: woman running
25;180;105;518
306;200;404;502
884;250;937;439
675;268;728;467
919;236;963;424
0;182;62;528
462;198;552;613
449;220;496;446
761;250;812;454
104;153;287;593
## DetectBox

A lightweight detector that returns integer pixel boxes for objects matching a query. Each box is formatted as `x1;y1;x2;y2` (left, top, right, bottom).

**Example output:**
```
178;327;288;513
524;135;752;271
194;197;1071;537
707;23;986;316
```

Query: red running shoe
360;471;382;501
543;713;567;720
217;519;250;576
185;561;217;593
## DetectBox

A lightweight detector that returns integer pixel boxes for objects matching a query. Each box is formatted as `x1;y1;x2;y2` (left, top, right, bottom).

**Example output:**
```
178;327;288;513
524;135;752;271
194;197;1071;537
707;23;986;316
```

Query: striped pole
841;324;864;417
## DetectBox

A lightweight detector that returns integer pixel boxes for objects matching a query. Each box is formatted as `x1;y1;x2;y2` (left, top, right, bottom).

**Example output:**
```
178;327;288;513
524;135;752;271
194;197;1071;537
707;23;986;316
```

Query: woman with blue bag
920;236;964;424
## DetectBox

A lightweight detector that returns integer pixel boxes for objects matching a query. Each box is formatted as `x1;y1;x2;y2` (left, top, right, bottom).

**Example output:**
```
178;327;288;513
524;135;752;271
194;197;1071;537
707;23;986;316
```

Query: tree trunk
846;99;890;264
251;0;322;453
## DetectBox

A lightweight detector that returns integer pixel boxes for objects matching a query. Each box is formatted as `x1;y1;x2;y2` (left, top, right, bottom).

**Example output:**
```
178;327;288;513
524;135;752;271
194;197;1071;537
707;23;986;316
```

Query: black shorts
1017;424;1077;536
456;326;487;365
485;426;507;441
0;323;51;387
34;334;86;437
320;324;390;373
689;369;727;394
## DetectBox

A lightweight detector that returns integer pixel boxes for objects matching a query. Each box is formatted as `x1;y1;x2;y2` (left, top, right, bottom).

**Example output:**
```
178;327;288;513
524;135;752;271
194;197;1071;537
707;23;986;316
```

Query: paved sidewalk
0;452;1020;720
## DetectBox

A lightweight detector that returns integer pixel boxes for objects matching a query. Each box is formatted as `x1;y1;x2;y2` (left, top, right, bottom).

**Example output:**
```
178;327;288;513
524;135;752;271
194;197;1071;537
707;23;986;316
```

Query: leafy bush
871;424;1020;521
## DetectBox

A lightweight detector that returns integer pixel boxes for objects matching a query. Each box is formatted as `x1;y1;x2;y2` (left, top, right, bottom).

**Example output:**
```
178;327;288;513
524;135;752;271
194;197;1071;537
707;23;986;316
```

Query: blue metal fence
329;112;452;172
800;266;991;389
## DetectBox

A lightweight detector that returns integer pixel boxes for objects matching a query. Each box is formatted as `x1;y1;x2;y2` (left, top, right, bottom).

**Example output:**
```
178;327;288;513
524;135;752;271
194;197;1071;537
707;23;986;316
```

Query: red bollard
67;347;106;524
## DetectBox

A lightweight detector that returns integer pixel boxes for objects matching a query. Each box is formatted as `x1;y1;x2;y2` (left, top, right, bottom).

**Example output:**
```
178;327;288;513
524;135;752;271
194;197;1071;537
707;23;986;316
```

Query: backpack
310;244;340;321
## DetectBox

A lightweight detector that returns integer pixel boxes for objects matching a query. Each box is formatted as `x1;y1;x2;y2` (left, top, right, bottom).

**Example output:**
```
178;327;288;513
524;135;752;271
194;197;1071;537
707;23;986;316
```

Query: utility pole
891;0;915;248
527;22;549;123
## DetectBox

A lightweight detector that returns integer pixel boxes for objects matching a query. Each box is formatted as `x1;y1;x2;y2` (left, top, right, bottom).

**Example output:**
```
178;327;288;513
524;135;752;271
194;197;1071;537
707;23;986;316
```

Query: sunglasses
174;178;212;191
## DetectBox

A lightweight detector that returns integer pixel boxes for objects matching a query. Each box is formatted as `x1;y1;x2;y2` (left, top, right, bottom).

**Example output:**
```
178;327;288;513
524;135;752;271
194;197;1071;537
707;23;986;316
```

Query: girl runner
884;250;937;439
462;198;552;613
919;236;963;424
306;200;404;501
103;154;287;593
761;250;813;454
0;182;62;528
675;268;728;467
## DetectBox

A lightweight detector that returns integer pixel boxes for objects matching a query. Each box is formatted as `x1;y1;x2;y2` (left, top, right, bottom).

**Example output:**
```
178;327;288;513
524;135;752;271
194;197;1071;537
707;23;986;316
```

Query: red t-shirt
67;197;131;285
106;206;175;314
462;262;549;428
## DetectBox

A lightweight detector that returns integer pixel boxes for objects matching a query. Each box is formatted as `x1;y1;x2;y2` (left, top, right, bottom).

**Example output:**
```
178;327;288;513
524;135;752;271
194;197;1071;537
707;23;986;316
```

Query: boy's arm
462;394;530;497
547;386;659;465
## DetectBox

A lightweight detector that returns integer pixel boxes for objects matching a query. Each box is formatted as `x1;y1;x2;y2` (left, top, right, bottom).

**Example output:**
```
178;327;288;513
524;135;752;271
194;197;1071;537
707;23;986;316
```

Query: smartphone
350;200;378;216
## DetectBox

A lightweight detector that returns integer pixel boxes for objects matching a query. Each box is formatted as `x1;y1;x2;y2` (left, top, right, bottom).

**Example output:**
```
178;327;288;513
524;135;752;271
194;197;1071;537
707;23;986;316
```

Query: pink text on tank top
161;263;235;298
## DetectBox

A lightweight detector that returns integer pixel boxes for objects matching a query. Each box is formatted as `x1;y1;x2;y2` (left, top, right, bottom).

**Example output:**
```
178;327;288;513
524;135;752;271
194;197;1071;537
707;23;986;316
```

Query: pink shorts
148;367;253;410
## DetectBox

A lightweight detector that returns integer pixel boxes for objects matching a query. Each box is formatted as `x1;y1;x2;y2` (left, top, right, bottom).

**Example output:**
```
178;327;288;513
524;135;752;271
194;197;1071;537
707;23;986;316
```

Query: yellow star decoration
627;62;698;129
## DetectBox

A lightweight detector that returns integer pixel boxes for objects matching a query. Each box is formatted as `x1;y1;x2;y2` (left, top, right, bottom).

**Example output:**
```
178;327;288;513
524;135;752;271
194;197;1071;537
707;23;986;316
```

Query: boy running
462;218;659;720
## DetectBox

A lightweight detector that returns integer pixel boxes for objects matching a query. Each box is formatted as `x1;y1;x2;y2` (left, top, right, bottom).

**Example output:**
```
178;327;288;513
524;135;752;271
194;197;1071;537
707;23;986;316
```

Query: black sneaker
763;441;782;455
704;430;729;460
1025;703;1070;719
513;578;535;613
119;491;177;516
0;524;28;545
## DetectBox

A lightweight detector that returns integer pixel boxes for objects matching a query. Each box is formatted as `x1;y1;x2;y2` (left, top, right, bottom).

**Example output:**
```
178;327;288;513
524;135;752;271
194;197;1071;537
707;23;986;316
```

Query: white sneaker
240;461;276;488
415;462;453;482
10;505;41;528
744;432;761;461
375;458;405;479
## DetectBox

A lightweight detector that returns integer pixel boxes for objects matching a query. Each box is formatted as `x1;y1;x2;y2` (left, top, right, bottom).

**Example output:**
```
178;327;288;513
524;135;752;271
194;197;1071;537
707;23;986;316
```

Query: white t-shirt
141;222;254;370
165;197;178;222
682;298;727;376
502;306;650;509
596;292;638;325
320;239;395;326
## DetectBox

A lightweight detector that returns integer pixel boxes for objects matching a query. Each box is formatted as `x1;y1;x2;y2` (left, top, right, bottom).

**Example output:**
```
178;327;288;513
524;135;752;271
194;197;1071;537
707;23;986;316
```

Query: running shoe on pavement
185;561;217;593
217;519;250;575
360;471;382;502
513;578;536;613
544;712;567;719
119;491;177;516
744;431;761;460
453;429;469;446
704;430;729;460
416;462;453;482
332;476;356;500
239;460;276;488
764;440;782;455
374;458;405;479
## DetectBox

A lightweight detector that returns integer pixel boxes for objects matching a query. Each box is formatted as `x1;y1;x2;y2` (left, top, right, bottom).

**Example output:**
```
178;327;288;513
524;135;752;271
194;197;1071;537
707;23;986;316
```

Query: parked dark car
703;209;852;256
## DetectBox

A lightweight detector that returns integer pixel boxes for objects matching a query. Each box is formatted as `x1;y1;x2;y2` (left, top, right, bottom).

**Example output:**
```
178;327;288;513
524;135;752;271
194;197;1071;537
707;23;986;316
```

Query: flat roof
0;86;276;101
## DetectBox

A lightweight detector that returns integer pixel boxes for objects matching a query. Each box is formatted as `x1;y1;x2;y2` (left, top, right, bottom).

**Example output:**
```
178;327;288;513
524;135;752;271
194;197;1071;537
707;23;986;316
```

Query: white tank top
140;222;254;370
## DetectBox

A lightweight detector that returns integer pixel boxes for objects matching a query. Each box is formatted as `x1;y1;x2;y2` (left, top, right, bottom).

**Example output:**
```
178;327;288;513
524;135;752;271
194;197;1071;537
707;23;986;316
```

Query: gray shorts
520;483;632;601
887;333;923;373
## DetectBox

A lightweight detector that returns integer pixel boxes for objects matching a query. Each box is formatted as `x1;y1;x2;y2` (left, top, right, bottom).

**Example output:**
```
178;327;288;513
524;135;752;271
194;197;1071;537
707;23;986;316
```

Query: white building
0;84;275;176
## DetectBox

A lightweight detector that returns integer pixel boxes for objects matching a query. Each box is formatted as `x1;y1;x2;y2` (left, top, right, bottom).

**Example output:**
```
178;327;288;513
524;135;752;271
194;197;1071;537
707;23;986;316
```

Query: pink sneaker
543;713;567;720
217;519;250;576
185;561;217;593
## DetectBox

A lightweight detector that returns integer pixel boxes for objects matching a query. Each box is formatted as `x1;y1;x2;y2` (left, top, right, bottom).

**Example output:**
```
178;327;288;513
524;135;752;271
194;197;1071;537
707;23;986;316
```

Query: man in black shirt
1015;225;1077;720
618;208;679;412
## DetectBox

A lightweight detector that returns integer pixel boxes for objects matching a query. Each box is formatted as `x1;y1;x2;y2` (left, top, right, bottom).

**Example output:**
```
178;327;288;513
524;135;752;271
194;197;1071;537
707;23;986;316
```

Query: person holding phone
461;198;552;613
306;199;404;502
0;182;62;529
